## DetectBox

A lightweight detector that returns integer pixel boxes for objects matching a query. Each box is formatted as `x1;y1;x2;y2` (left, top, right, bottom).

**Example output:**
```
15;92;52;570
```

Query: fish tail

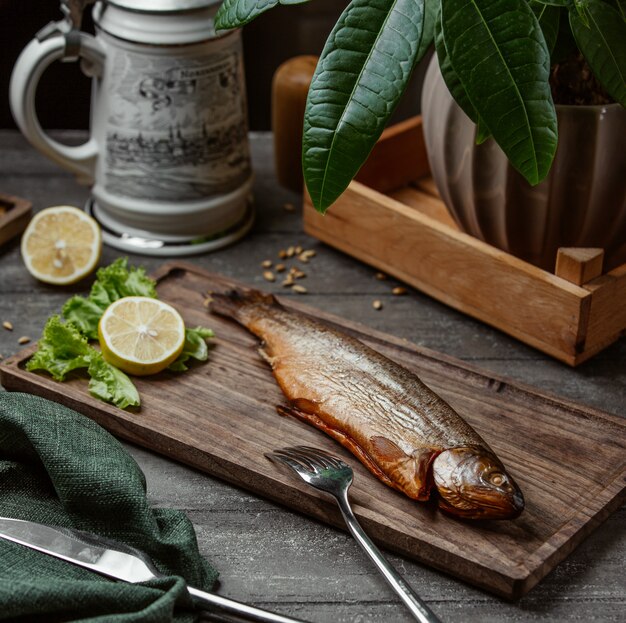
209;287;280;322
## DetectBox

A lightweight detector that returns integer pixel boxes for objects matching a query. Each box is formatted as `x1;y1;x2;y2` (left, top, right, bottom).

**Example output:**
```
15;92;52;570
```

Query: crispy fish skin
210;288;524;520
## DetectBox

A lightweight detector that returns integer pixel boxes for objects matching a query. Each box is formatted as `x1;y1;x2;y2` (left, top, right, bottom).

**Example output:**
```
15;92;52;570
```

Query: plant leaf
169;327;215;372
434;2;492;141
303;0;425;212
435;6;477;123
417;0;438;61
88;356;140;410
530;1;561;54
62;257;156;339
529;0;571;7
25;316;140;409
26;316;92;381
570;0;626;106
442;0;557;185
215;0;310;30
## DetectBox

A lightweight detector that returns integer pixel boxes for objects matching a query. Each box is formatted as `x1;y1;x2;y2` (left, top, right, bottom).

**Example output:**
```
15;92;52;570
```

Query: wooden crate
0;193;31;247
303;117;626;366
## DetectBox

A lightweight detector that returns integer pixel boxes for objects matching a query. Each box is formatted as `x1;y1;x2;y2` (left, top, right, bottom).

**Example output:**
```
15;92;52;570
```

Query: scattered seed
286;246;295;258
375;272;387;281
278;249;287;259
297;253;309;263
283;202;295;212
263;271;276;282
261;259;273;269
304;249;316;258
293;270;306;279
2;321;13;331
275;263;286;273
282;277;295;287
292;284;307;294
392;286;408;295
295;245;303;255
372;300;383;310
17;336;31;345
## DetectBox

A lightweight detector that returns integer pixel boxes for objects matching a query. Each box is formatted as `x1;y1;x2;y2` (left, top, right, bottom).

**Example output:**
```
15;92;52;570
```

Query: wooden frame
303;117;626;366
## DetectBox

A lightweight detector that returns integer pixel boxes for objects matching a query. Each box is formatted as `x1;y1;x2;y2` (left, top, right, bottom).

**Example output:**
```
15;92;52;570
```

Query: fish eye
487;472;505;487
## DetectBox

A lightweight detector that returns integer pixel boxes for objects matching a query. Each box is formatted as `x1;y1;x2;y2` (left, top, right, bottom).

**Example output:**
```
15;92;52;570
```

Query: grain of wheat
373;300;383;310
17;336;30;345
2;321;13;331
261;259;273;269
392;286;408;295
263;271;276;282
292;284;307;294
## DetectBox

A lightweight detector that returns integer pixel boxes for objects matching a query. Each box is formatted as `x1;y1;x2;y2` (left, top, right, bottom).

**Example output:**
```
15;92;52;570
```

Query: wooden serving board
1;263;625;599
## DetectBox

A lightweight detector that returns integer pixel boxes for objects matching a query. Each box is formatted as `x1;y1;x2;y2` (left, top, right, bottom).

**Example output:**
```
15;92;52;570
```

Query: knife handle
187;586;310;623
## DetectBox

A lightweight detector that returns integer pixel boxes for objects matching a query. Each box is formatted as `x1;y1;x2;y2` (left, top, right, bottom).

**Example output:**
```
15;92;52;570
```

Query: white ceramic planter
421;56;626;271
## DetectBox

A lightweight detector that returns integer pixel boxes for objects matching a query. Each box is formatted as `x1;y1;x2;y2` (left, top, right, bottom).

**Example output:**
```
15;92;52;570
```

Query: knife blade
0;517;310;623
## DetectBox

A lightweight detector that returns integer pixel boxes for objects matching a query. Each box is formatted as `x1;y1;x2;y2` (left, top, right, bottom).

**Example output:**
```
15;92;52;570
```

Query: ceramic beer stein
10;0;253;255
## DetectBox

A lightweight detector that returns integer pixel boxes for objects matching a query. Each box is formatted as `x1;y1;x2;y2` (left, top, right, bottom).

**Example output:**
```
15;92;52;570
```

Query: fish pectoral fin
258;346;277;366
275;404;396;489
369;436;438;501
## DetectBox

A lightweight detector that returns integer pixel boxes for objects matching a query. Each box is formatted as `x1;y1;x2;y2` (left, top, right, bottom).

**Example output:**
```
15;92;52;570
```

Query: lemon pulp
21;206;101;285
98;297;186;376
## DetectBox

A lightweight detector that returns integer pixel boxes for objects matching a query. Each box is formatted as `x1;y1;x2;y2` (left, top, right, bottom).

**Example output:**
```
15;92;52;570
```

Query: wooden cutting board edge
1;260;624;601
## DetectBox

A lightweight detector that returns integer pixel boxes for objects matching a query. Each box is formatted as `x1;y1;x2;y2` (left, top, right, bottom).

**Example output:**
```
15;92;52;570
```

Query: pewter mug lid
106;0;221;11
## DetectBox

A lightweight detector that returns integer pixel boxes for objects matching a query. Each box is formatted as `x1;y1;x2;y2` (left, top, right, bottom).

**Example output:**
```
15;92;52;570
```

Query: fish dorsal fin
369;436;438;501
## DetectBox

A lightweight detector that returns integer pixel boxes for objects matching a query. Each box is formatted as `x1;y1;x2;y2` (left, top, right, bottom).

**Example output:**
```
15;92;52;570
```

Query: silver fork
266;446;442;623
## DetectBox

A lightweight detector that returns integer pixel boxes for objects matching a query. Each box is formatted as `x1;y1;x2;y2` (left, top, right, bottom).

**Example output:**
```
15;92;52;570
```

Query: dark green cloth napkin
0;392;219;623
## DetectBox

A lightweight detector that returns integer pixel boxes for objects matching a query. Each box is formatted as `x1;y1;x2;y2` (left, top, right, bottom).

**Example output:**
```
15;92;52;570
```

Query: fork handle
188;586;311;623
336;491;443;623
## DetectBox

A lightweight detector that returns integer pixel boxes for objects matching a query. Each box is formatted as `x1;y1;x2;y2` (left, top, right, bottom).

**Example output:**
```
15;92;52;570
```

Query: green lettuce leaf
88;357;140;410
26;316;93;381
169;327;215;372
26;316;140;409
63;258;157;339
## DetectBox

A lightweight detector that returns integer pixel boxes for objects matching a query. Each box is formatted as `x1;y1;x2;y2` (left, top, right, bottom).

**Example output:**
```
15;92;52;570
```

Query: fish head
431;446;524;520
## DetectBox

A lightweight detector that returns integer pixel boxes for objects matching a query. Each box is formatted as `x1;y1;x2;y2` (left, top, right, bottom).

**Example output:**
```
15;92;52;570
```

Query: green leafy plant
216;0;625;212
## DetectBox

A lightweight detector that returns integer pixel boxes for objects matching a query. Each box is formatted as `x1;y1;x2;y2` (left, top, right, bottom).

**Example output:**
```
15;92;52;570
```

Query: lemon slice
98;297;186;376
21;206;102;285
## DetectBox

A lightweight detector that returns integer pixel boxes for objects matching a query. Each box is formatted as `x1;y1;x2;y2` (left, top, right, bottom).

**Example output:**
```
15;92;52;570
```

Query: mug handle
9;31;105;185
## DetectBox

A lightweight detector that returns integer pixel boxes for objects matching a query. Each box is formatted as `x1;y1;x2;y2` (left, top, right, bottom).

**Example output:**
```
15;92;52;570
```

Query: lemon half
98;297;186;376
21;206;102;285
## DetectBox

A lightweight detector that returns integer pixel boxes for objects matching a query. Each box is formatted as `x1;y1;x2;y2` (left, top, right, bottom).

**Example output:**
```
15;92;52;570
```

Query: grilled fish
210;288;524;520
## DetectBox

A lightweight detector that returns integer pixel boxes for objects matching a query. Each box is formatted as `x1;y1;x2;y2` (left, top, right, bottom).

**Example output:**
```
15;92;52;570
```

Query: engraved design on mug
103;36;251;202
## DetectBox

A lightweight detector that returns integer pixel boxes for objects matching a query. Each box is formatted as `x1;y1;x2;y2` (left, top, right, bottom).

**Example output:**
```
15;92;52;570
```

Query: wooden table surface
0;130;624;622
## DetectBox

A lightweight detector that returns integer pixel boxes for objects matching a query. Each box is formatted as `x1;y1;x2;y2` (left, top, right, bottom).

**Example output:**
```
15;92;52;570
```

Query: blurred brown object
0;193;32;248
271;55;318;193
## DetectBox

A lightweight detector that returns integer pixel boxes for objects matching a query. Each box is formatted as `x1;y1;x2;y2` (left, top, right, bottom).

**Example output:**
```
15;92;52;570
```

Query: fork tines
266;446;346;471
